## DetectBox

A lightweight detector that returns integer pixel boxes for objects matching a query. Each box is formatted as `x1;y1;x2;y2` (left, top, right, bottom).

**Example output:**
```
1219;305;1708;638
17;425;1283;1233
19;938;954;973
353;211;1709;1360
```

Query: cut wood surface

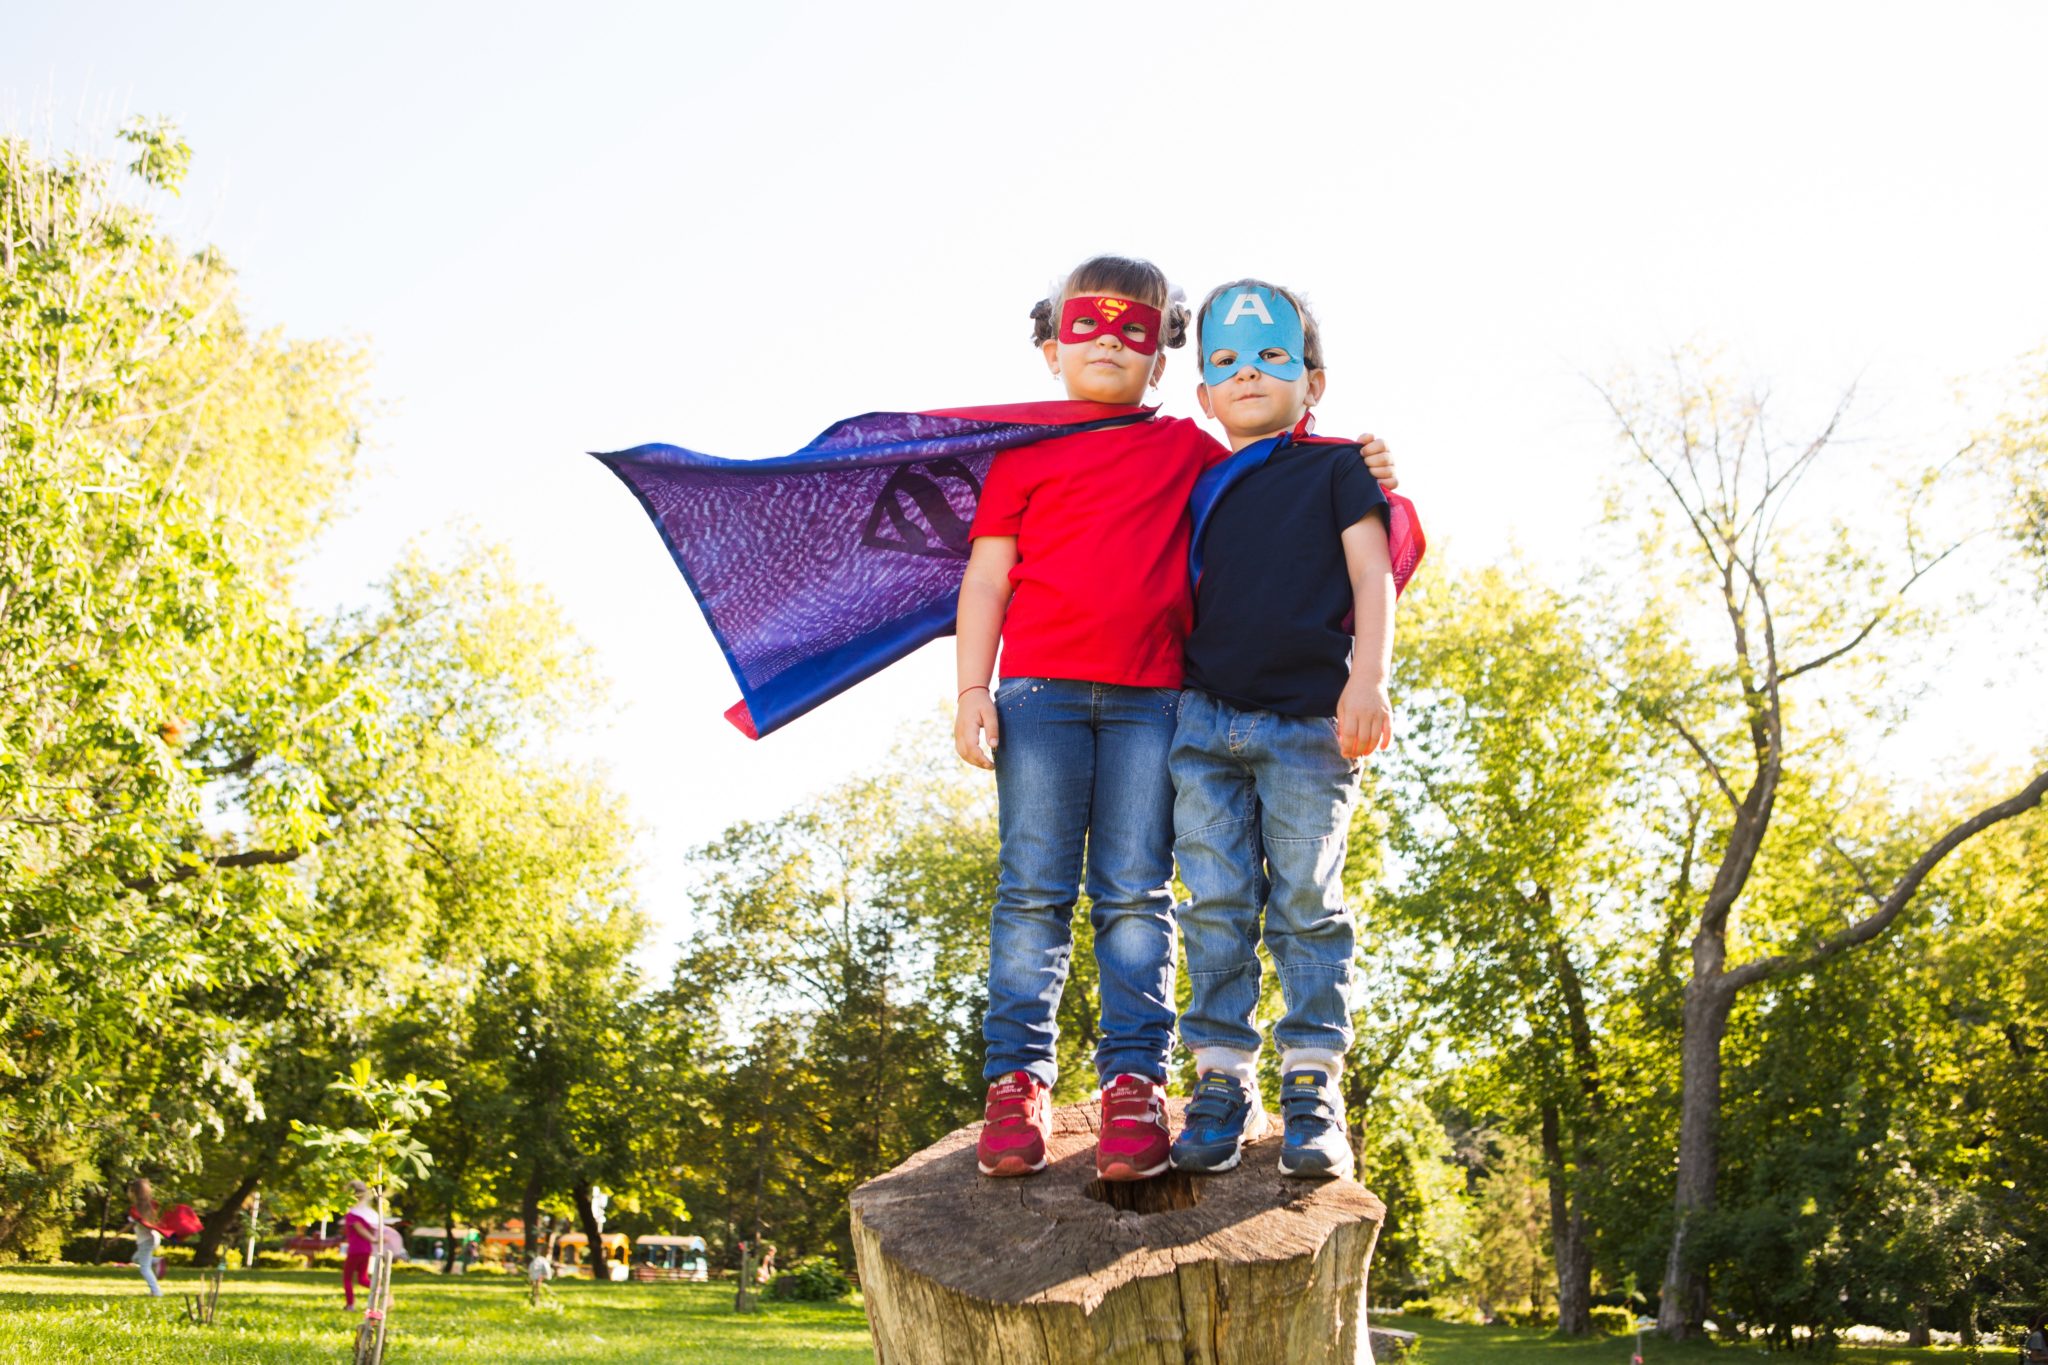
850;1097;1385;1365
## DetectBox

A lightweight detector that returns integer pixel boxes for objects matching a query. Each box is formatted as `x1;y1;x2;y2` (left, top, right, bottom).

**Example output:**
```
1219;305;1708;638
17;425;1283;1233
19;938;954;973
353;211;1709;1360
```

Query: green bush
252;1252;307;1270
765;1255;851;1302
1589;1306;1636;1336
1497;1305;1557;1327
1399;1297;1483;1324
310;1249;346;1268
463;1261;510;1276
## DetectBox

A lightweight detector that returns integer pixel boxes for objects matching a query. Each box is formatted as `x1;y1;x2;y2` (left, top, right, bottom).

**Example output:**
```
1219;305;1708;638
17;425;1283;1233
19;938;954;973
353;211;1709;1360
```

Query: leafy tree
1592;351;2048;1335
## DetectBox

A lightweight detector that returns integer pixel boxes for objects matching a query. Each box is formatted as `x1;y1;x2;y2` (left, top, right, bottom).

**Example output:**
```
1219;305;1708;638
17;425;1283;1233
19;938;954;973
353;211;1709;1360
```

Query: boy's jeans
1170;689;1358;1059
984;677;1180;1088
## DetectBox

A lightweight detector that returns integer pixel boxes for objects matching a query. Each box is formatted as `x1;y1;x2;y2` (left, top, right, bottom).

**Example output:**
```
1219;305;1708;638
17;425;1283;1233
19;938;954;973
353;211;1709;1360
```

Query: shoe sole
1171;1147;1243;1174
1096;1157;1170;1182
1171;1111;1270;1175
978;1153;1048;1177
1278;1151;1355;1180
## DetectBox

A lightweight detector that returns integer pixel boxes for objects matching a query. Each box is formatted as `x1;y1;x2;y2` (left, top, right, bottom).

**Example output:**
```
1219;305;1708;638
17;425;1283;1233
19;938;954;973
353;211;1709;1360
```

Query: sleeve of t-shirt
970;448;1029;538
1191;423;1232;469
1329;444;1391;531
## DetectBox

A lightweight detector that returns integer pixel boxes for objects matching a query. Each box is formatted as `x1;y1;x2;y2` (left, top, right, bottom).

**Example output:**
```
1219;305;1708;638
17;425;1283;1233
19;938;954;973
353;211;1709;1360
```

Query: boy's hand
955;688;999;769
1336;674;1393;759
1354;432;1398;490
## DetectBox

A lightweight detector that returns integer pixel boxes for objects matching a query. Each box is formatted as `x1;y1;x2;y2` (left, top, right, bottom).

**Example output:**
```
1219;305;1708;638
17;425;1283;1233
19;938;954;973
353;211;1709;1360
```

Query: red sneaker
977;1071;1052;1177
1096;1074;1170;1181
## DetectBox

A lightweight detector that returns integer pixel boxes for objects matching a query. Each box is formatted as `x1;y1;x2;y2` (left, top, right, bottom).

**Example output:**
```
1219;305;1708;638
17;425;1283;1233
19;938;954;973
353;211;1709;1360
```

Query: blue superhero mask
1200;286;1306;387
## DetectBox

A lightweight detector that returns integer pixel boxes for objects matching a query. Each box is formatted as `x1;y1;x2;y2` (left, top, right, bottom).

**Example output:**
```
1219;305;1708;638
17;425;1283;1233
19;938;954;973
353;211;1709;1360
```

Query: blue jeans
1170;689;1359;1058
984;676;1180;1087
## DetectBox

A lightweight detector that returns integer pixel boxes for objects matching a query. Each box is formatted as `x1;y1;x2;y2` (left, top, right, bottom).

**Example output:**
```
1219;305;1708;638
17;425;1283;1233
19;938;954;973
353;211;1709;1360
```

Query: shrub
252;1252;306;1270
765;1255;851;1302
1589;1306;1636;1337
463;1261;510;1276
1399;1297;1483;1324
310;1249;347;1268
1496;1306;1557;1328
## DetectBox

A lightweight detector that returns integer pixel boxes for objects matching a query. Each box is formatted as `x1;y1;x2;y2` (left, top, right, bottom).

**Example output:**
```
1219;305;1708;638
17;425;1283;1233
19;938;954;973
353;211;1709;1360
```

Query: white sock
1280;1049;1346;1089
1192;1047;1260;1098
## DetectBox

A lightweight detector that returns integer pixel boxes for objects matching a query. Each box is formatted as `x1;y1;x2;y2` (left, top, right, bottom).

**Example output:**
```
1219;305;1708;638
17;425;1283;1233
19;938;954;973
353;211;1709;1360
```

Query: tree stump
850;1098;1384;1364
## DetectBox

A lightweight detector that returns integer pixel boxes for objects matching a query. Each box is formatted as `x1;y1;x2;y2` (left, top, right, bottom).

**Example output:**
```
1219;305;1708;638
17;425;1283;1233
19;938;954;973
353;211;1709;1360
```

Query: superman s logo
860;459;982;560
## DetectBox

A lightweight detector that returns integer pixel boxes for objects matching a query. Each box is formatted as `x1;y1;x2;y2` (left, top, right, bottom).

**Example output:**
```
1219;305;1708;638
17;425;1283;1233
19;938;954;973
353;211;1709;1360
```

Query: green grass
0;1265;873;1364
1;1275;2000;1365
1383;1315;1985;1365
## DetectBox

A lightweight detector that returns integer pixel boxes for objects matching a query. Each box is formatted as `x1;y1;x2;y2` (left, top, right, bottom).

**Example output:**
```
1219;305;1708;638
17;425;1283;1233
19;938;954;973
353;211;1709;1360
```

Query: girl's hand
1354;432;1398;489
955;688;999;769
1336;675;1392;759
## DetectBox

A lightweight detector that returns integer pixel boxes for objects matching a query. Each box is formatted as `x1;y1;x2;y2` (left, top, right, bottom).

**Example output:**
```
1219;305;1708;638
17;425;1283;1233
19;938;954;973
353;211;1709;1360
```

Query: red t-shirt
969;415;1226;687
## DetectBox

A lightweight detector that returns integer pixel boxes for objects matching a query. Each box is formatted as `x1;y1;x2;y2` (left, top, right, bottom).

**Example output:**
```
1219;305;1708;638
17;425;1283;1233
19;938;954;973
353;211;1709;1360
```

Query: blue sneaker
1170;1071;1269;1174
1277;1069;1354;1179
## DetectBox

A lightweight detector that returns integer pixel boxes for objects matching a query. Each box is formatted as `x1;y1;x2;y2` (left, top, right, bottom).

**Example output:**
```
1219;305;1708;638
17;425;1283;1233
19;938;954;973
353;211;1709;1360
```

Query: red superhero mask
1058;295;1162;355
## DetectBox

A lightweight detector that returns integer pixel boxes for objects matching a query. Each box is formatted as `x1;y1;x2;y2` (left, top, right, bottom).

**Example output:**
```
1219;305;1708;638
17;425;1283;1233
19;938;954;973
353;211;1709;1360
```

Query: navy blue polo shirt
1181;440;1388;717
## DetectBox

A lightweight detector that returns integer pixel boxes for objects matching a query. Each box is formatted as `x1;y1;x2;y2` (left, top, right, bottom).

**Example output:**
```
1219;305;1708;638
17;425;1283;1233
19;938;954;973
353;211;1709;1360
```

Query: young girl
341;1179;378;1311
957;256;1396;1182
127;1178;165;1297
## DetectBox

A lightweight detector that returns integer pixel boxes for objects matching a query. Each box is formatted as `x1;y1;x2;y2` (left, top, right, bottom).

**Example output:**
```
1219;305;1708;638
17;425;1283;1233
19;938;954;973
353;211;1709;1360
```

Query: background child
1167;280;1398;1181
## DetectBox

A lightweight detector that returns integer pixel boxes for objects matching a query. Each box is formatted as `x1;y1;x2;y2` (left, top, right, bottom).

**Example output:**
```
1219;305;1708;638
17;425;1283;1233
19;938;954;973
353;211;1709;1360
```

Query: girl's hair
1029;255;1189;350
130;1177;157;1219
1195;278;1325;373
348;1179;370;1200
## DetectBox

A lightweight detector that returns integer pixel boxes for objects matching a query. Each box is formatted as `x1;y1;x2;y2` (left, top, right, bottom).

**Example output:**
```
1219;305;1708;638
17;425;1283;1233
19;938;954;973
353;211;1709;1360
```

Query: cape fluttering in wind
594;402;1424;740
593;402;1154;739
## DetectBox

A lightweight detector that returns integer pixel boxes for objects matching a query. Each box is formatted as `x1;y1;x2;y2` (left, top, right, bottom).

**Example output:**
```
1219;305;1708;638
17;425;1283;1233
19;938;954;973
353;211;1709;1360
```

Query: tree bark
1658;978;1736;1337
851;1099;1384;1364
194;1171;261;1267
1908;1302;1930;1347
1541;1104;1592;1336
520;1160;543;1262
573;1177;610;1284
443;1197;460;1275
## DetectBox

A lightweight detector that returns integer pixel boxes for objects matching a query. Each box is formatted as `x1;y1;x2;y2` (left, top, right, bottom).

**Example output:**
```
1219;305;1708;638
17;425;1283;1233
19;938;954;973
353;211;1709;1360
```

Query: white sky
8;2;2045;957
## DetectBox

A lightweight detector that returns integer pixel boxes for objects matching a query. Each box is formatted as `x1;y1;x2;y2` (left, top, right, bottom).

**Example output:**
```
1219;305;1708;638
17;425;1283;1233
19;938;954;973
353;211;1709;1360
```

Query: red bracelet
958;684;990;700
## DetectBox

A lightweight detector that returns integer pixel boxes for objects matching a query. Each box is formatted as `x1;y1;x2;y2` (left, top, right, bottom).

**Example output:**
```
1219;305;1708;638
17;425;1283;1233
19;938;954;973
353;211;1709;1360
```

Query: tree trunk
521;1161;543;1263
194;1172;261;1267
573;1178;610;1284
443;1196;460;1275
1907;1303;1930;1347
1541;1104;1593;1336
94;1188;114;1263
851;1099;1384;1364
1658;979;1735;1338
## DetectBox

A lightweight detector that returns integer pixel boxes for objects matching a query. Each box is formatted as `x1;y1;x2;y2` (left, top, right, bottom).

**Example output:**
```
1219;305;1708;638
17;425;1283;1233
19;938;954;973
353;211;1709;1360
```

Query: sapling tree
291;1060;445;1361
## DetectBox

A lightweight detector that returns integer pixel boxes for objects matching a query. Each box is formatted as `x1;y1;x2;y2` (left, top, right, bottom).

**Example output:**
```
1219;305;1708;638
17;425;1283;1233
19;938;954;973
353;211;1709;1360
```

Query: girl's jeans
1170;689;1359;1060
983;677;1180;1088
133;1227;162;1296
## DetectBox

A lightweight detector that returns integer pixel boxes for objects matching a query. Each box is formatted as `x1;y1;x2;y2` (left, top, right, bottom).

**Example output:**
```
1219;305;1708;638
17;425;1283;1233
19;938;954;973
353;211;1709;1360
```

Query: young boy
1167;281;1395;1180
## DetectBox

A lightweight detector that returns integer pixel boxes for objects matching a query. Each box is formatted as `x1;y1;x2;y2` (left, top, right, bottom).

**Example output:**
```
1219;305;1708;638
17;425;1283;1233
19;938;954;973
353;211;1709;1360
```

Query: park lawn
0;1265;873;1364
1383;1315;1986;1365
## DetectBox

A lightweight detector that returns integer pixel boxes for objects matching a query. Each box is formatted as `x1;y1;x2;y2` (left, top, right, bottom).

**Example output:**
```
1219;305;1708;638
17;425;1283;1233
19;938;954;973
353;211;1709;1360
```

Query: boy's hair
1196;278;1325;373
1029;255;1190;350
